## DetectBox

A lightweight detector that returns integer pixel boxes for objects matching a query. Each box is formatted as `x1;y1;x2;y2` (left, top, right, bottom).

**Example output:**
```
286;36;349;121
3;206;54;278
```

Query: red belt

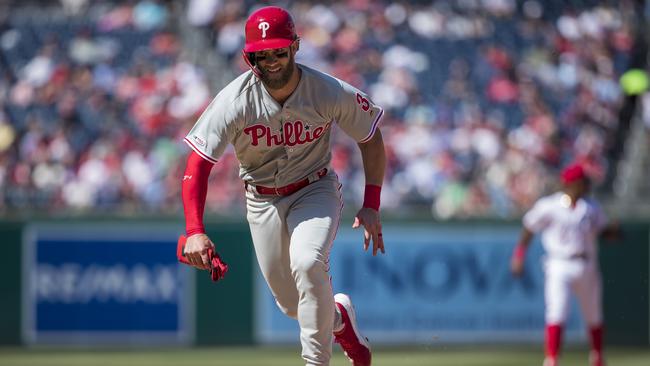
246;168;328;196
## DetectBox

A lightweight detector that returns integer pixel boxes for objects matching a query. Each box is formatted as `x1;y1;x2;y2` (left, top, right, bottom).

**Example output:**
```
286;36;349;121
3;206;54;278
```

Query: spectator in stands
0;0;635;218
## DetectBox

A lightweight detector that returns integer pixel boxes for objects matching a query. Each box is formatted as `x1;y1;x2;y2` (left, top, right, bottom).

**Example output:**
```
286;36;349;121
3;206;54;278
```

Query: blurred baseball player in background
511;163;622;366
180;6;385;366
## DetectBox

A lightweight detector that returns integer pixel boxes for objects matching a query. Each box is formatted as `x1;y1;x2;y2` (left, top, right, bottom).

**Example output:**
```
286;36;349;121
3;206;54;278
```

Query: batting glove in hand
177;235;229;282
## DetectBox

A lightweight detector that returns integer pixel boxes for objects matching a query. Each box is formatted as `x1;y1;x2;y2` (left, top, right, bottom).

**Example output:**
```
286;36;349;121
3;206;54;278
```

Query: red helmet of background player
560;163;587;185
244;6;297;53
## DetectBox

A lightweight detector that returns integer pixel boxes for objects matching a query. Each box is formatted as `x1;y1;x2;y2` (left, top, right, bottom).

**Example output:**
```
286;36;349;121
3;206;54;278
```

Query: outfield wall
0;219;647;346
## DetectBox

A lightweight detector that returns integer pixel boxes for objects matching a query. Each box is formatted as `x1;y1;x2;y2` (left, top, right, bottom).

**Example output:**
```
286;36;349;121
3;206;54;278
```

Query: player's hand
184;233;215;270
352;207;385;256
600;221;623;241
511;257;524;277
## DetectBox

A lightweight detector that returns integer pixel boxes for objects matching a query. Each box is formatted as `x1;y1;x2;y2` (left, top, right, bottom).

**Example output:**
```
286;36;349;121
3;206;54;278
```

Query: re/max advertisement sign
256;225;585;345
22;224;194;345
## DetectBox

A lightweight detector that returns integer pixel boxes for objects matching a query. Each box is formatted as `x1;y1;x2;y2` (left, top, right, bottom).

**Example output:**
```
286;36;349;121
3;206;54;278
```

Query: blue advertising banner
255;225;585;345
22;224;194;345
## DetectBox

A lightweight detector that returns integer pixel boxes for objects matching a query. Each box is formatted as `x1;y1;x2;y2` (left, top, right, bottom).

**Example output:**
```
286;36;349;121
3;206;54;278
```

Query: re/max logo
34;263;179;304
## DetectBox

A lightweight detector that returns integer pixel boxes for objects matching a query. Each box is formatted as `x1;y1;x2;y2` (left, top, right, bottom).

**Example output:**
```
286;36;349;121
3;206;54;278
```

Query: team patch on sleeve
183;136;218;164
192;135;206;147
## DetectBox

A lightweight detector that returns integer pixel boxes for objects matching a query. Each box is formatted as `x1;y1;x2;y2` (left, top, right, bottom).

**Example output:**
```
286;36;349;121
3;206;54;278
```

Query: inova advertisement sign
256;225;585;345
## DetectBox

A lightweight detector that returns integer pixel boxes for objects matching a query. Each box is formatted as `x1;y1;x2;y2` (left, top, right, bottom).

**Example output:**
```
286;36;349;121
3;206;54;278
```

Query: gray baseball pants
246;173;344;366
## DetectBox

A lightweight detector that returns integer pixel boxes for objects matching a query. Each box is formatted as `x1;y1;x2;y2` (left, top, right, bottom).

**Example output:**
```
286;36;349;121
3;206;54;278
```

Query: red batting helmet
243;6;297;53
560;163;587;185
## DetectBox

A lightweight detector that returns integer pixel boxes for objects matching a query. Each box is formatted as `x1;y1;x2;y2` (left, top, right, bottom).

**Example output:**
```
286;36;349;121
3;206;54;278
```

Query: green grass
0;346;648;366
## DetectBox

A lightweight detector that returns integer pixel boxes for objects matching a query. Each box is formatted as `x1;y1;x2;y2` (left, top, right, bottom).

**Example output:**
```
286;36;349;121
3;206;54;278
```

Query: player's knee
275;299;298;319
545;312;567;325
290;256;327;283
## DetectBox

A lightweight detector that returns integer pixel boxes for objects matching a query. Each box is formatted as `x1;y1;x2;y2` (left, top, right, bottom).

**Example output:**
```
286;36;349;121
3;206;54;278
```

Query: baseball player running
180;6;385;366
511;163;621;366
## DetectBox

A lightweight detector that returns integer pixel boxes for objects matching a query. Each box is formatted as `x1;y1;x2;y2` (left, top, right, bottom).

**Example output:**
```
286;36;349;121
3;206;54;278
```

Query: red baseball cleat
334;293;371;366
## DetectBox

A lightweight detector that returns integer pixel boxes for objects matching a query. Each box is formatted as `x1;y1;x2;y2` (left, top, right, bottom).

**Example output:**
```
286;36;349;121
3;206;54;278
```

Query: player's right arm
181;84;242;270
511;197;550;276
182;150;216;270
511;227;534;276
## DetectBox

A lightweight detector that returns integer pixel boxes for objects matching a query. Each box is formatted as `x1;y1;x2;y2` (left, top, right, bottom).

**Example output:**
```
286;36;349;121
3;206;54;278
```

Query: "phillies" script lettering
244;120;331;147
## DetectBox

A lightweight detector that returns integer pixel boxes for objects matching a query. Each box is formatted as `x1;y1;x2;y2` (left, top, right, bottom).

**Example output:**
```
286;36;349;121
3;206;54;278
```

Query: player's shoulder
582;196;603;211
214;70;258;107
300;64;339;86
300;64;359;94
534;192;563;207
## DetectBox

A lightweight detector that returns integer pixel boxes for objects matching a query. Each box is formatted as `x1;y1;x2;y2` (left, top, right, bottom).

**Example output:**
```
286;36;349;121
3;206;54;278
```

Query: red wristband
186;227;206;237
513;243;527;261
362;184;381;211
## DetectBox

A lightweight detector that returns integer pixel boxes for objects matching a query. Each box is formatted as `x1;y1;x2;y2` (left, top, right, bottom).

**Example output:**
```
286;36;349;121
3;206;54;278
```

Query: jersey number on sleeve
356;93;371;112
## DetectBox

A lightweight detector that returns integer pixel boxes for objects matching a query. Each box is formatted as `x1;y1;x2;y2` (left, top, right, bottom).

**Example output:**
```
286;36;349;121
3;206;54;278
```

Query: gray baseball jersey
184;64;383;365
184;64;383;186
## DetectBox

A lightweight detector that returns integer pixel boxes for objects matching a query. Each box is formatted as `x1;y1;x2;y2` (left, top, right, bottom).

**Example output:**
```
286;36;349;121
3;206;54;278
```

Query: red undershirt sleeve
182;151;214;236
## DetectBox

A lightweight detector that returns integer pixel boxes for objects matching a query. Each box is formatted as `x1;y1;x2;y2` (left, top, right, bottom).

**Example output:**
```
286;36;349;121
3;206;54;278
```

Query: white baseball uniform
523;192;608;326
184;64;383;365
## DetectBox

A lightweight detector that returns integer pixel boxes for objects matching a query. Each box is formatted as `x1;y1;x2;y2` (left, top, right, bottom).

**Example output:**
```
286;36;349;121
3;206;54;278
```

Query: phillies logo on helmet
243;6;296;53
258;21;270;38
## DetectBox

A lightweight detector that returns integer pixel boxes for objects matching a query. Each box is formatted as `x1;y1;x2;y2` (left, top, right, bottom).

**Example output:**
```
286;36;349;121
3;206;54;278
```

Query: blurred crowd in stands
0;0;638;218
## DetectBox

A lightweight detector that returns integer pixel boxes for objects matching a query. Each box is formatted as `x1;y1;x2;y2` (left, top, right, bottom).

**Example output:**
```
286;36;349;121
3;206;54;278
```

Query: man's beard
259;57;295;90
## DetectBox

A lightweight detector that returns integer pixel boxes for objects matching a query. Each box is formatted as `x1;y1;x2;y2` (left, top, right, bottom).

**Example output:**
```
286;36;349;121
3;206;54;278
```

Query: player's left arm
331;80;386;254
599;222;623;241
593;202;623;241
353;128;386;256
